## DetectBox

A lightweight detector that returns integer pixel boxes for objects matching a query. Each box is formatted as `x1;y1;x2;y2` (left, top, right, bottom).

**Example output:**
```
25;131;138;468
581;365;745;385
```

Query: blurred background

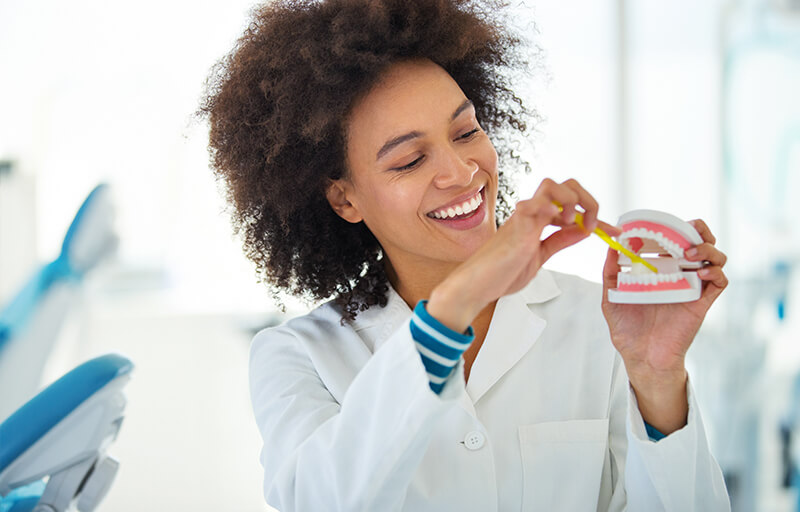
0;0;798;510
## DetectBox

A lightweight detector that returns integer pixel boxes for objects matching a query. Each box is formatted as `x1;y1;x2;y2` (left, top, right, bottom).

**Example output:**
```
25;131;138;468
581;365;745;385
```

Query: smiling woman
200;0;731;511
199;0;530;321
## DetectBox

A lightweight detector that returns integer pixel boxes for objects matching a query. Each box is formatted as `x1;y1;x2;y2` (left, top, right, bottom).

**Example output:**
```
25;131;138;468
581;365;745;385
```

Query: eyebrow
375;99;475;161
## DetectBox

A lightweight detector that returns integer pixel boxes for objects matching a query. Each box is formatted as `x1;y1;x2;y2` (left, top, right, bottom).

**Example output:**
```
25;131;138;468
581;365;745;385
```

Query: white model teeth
619;228;683;258
431;191;482;220
618;272;685;285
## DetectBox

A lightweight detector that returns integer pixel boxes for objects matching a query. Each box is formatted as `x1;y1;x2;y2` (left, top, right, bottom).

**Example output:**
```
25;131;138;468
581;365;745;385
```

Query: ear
325;179;363;224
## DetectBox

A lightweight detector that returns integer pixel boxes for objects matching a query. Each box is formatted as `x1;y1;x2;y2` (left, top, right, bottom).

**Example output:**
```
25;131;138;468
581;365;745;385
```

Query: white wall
0;0;275;314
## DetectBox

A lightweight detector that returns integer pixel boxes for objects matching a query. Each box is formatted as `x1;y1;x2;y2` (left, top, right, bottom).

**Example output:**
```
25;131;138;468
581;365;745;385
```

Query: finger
601;248;620;303
598;220;622;237
561;178;600;232
548;213;614;232
602;247;620;285
697;266;728;305
689;219;716;245
535;178;581;225
685;243;727;268
538;225;591;263
513;195;562;231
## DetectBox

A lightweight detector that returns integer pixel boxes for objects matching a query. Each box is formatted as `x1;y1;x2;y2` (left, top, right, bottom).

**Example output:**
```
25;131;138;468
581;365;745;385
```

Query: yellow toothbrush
553;203;658;274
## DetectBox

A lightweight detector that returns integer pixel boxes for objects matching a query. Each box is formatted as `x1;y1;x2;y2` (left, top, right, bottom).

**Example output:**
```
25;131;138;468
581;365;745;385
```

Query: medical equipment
0;184;115;352
0;353;133;512
608;209;705;304
0;184;117;421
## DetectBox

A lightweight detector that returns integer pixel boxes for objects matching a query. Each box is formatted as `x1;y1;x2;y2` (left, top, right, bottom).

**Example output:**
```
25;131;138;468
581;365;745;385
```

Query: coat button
463;431;485;450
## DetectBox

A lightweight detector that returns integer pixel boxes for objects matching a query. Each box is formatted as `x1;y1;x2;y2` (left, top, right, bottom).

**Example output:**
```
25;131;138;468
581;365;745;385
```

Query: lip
427;186;484;216
425;188;487;230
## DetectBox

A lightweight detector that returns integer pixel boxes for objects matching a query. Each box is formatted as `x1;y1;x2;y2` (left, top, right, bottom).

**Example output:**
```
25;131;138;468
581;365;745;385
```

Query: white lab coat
249;269;730;511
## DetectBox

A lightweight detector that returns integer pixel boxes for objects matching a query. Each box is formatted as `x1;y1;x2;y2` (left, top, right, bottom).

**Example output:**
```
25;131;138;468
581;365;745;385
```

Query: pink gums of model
607;209;704;304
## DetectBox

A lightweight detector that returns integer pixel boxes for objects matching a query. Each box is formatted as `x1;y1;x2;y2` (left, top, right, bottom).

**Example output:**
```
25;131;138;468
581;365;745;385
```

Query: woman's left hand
601;219;728;434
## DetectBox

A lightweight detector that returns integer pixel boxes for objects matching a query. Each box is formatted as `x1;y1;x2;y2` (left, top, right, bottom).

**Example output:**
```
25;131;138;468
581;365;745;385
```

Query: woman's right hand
426;178;617;332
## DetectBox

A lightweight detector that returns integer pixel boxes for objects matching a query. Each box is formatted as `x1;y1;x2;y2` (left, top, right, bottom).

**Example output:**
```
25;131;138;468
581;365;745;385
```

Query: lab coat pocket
519;418;609;511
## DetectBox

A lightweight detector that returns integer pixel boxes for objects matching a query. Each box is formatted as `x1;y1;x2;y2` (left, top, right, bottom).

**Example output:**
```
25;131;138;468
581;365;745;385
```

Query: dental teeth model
607;209;705;304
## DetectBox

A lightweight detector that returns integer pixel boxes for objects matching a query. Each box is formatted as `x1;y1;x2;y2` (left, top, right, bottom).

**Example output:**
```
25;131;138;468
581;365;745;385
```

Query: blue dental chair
0;354;133;512
0;184;132;511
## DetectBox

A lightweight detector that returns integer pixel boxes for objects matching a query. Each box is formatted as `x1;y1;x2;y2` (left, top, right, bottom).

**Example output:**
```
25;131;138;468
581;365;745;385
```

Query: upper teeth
619;228;684;258
431;191;482;219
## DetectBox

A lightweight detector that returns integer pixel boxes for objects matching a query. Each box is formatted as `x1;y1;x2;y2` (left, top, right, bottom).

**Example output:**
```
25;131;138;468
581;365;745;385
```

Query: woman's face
328;59;499;278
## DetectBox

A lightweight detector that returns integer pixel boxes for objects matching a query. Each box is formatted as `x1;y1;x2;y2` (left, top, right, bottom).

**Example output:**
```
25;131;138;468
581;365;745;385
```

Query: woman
201;0;731;510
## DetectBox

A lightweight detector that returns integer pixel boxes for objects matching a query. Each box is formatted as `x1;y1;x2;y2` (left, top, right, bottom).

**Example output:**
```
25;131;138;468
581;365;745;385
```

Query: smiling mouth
427;187;484;220
608;210;704;303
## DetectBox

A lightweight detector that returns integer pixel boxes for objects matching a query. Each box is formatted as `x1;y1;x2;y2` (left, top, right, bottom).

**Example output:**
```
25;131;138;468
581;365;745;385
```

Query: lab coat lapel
466;270;561;404
357;289;481;416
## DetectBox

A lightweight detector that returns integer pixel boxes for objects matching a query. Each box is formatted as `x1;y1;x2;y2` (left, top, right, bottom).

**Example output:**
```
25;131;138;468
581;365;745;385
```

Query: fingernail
686;248;698;258
698;268;709;277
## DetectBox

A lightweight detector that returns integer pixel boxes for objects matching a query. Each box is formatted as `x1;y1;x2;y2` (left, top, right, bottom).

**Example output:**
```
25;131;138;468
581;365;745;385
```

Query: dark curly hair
199;0;536;321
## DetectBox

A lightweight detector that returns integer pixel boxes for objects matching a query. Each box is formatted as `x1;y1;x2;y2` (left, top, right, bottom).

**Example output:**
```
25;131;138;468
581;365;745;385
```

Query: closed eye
393;155;424;171
391;128;479;171
458;128;480;140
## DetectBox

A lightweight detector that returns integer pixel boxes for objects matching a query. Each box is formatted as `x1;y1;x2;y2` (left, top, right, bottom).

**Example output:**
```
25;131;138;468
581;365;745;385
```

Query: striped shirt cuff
644;421;667;442
410;300;475;394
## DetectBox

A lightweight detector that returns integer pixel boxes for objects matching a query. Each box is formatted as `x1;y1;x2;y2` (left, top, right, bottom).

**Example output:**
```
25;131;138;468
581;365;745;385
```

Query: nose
432;146;479;188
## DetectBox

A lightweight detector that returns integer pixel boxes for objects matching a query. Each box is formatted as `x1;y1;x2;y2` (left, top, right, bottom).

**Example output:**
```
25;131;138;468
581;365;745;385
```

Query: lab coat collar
350;269;562;404
518;268;561;305
466;269;561;403
347;283;412;346
351;268;561;331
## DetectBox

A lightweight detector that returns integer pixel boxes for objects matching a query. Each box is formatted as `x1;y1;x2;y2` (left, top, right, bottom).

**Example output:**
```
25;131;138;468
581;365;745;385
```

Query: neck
384;257;456;310
384;254;497;336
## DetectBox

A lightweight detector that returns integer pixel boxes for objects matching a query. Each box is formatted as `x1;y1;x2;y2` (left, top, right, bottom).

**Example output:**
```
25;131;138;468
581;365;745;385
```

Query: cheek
484;144;499;175
364;180;423;217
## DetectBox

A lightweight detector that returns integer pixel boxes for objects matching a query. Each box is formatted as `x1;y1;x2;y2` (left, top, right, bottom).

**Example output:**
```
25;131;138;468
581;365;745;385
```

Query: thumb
602;247;620;298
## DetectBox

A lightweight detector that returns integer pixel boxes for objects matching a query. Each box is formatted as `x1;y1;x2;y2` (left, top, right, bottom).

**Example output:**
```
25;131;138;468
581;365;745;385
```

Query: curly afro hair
200;0;535;321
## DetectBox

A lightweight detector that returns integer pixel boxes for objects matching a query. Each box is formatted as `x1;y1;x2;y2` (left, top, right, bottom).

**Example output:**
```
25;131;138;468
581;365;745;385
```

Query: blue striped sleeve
410;300;474;394
644;421;667;442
